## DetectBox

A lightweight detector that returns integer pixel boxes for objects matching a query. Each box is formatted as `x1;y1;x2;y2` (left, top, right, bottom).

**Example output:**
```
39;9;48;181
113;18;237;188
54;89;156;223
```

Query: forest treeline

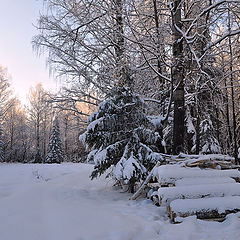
0;67;88;162
1;1;240;187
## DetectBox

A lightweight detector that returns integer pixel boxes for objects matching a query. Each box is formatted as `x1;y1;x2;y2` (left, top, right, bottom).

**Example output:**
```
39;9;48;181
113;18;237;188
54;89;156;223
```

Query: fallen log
156;165;240;185
175;177;236;187
168;196;240;223
158;183;240;206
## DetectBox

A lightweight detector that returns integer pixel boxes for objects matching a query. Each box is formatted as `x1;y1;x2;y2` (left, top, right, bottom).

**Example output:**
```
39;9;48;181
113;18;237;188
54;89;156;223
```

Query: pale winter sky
0;0;57;104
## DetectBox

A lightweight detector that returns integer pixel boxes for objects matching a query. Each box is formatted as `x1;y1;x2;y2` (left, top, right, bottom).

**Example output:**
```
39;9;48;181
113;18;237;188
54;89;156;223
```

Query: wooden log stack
151;162;240;223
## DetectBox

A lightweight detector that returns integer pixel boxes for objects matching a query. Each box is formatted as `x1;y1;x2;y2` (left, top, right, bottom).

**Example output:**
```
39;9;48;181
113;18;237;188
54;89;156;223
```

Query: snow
147;115;164;128
155;165;240;185
186;108;196;134
87;117;103;132
1;163;240;240
175;177;236;186
171;196;240;215
158;183;240;205
94;148;107;164
114;153;147;183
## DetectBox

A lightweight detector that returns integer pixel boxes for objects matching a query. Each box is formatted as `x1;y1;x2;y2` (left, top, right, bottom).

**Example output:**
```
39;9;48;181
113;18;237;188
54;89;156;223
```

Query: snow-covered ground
0;163;240;240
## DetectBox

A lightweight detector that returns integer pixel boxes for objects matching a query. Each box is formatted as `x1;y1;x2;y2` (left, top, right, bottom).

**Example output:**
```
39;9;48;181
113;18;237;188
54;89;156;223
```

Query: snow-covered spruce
199;117;221;154
80;87;164;192
45;118;63;164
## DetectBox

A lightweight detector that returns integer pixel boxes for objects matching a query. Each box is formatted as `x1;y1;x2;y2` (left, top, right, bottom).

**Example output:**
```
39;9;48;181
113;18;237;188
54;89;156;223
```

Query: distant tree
0;66;35;163
4;98;31;162
45;117;63;163
0;66;12;119
58;109;86;162
27;83;52;162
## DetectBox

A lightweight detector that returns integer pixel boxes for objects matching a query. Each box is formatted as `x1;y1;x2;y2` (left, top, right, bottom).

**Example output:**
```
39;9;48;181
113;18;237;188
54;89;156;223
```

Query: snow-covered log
168;196;240;223
158;183;240;206
177;153;234;162
175;177;236;186
158;154;235;169
155;165;240;185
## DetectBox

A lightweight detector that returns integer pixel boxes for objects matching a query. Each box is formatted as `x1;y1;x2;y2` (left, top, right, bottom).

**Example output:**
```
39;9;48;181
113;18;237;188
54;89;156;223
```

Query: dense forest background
0;70;88;163
1;0;240;168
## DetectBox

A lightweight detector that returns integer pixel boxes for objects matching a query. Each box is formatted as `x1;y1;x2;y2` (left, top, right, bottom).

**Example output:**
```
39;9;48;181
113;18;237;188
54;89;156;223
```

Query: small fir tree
45;118;63;163
199;116;221;154
80;87;164;192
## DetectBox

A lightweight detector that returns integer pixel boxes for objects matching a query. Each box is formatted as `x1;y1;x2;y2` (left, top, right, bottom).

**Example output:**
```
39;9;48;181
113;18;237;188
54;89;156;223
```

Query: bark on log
168;206;240;223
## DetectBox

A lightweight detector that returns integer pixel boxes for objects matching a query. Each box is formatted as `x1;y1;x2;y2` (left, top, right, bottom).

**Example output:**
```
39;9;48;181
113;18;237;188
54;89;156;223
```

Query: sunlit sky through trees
0;0;56;104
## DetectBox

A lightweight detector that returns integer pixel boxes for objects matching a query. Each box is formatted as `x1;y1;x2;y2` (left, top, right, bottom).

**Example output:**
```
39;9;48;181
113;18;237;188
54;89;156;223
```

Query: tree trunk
36;114;40;152
172;0;185;154
223;63;232;152
64;114;69;159
195;110;200;154
229;39;238;163
114;0;130;87
228;10;238;164
152;0;163;87
43;115;47;157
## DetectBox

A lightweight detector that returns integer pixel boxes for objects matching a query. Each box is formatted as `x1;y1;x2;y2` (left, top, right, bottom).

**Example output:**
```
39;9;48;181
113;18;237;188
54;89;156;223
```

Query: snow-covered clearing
0;163;240;240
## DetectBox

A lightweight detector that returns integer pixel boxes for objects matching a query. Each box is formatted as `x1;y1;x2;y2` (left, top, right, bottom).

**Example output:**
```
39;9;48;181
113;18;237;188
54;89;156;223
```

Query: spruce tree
199;116;221;154
45;118;63;164
80;87;164;192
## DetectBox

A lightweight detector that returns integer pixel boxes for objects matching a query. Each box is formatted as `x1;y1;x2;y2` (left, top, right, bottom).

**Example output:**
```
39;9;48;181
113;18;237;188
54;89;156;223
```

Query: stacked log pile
149;155;240;223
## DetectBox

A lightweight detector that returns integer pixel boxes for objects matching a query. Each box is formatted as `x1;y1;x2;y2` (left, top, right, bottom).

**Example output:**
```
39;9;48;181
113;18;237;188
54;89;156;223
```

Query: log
175;177;236;187
185;159;233;169
129;162;161;200
169;196;240;223
169;207;229;223
158;183;240;206
156;165;240;185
